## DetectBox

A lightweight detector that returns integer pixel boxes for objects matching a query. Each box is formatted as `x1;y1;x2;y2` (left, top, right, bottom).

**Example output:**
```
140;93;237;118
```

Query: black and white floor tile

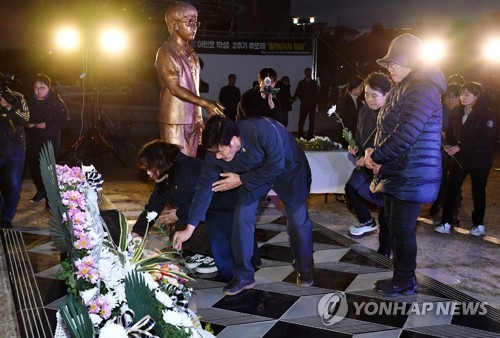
2;217;500;338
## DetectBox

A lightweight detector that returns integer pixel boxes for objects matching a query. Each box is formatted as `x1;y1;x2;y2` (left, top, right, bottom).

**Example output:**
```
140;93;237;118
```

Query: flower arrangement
327;105;356;149
296;136;342;151
39;144;212;338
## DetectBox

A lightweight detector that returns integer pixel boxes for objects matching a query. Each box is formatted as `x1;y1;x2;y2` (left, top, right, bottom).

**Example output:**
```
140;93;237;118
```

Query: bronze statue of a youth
155;2;224;157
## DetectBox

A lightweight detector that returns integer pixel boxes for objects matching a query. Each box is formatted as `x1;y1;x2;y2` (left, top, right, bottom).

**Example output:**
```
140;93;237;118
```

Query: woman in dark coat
25;74;70;203
344;72;392;257
365;34;446;297
275;76;293;127
435;82;496;236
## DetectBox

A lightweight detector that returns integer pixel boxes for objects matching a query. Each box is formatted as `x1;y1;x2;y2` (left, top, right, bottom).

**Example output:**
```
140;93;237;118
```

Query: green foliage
59;294;95;338
118;211;129;251
204;323;215;334
159;322;192;338
39;143;73;253
57;257;78;295
125;271;164;337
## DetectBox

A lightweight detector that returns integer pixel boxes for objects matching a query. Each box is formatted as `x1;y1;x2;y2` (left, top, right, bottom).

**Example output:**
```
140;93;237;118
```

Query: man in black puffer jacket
365;34;446;297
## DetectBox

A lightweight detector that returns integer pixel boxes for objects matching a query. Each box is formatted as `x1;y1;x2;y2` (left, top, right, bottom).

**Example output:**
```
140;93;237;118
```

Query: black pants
345;184;391;256
298;104;316;139
384;195;421;282
441;164;490;226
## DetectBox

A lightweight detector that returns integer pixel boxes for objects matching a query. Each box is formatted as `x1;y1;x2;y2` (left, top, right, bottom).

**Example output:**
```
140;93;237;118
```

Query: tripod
62;86;127;167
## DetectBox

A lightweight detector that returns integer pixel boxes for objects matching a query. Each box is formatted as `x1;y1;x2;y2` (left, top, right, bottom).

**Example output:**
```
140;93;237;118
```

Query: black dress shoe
0;220;13;229
296;272;314;287
30;191;46;203
375;278;417;297
222;278;256;296
374;275;416;287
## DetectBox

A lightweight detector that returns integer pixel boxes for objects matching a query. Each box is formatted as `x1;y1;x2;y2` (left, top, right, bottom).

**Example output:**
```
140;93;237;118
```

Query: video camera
0;72;18;105
263;76;280;96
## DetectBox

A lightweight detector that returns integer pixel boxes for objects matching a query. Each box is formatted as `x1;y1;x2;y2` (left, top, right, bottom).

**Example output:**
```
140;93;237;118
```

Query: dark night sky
291;0;499;30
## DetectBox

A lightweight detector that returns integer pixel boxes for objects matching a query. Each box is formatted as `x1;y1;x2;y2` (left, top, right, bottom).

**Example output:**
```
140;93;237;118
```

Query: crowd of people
1;0;497;301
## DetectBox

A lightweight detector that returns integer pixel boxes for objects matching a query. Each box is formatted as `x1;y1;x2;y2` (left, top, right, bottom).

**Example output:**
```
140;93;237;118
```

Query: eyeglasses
386;62;396;69
178;19;201;28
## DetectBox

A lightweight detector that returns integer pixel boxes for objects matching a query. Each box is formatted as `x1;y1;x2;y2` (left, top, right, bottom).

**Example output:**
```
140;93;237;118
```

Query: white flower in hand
327;105;337;116
146;211;158;223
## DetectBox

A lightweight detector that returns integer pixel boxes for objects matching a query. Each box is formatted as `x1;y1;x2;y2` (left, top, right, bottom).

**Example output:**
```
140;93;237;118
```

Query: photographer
25;74;70;203
0;74;30;229
236;67;283;124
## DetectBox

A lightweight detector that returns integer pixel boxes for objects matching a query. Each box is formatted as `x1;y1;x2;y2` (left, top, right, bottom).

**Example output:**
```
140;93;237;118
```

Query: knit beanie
377;33;424;69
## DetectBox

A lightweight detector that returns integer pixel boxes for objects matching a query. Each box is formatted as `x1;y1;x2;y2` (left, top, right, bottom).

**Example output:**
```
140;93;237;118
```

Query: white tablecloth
305;150;356;194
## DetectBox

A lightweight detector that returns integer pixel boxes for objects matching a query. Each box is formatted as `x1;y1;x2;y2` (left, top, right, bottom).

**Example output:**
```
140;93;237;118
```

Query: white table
264;150;356;206
305;150;356;194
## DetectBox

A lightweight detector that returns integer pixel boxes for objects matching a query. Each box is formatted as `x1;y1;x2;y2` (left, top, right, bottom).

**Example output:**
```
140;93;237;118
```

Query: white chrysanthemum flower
89;313;103;326
99;253;124;289
103;291;119;310
155;289;174;308
142;271;159;290
162;309;193;328
80;287;98;305
99;322;128;338
146;211;158;223
114;283;126;304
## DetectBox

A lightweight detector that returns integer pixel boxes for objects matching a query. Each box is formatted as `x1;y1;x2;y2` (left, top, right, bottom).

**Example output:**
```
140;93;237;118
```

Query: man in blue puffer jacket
365;33;446;297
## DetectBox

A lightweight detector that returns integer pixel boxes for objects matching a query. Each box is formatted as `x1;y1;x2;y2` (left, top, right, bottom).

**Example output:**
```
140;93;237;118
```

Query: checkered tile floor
2;216;500;337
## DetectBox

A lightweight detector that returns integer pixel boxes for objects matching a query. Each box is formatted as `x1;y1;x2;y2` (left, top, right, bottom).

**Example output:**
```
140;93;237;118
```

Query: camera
0;72;18;105
263;76;280;96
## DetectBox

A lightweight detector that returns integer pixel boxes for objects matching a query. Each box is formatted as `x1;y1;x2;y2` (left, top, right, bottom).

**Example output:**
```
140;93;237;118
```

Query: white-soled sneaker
185;254;207;269
195;256;218;274
469;225;485;236
434;223;451;234
349;219;378;236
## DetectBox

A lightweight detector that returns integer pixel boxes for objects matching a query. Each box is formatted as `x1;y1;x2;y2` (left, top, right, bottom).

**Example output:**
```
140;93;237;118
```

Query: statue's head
165;2;198;35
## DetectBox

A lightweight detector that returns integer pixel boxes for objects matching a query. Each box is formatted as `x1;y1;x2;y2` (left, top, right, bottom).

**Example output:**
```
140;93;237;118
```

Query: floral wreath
39;144;213;338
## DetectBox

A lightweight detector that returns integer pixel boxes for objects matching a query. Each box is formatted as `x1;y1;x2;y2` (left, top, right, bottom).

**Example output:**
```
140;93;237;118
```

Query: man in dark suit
173;116;314;295
293;68;319;139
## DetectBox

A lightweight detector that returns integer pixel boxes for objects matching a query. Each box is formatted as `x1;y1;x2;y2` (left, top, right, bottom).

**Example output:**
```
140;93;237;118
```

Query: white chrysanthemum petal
80;287;98;305
162;309;193;327
98;322;128;338
89;313;103;326
155;290;174;308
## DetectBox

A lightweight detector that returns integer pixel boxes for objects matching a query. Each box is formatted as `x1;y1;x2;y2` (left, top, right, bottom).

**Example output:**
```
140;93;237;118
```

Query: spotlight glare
56;28;79;50
422;39;446;64
100;28;127;54
484;38;500;62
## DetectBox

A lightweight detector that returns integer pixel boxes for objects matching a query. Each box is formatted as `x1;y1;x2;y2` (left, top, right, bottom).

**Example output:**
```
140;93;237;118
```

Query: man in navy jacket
173;116;314;295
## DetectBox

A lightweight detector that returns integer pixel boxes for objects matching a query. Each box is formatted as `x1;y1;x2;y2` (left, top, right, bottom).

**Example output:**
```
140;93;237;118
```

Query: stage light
422;39;446;64
483;38;500;62
55;28;80;50
99;28;128;54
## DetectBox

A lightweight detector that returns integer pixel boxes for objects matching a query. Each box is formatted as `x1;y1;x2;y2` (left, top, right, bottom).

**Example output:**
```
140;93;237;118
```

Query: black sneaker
375;278;417;297
184;254;207;269
195;256;218;274
30;191;46;203
223;278;256;296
